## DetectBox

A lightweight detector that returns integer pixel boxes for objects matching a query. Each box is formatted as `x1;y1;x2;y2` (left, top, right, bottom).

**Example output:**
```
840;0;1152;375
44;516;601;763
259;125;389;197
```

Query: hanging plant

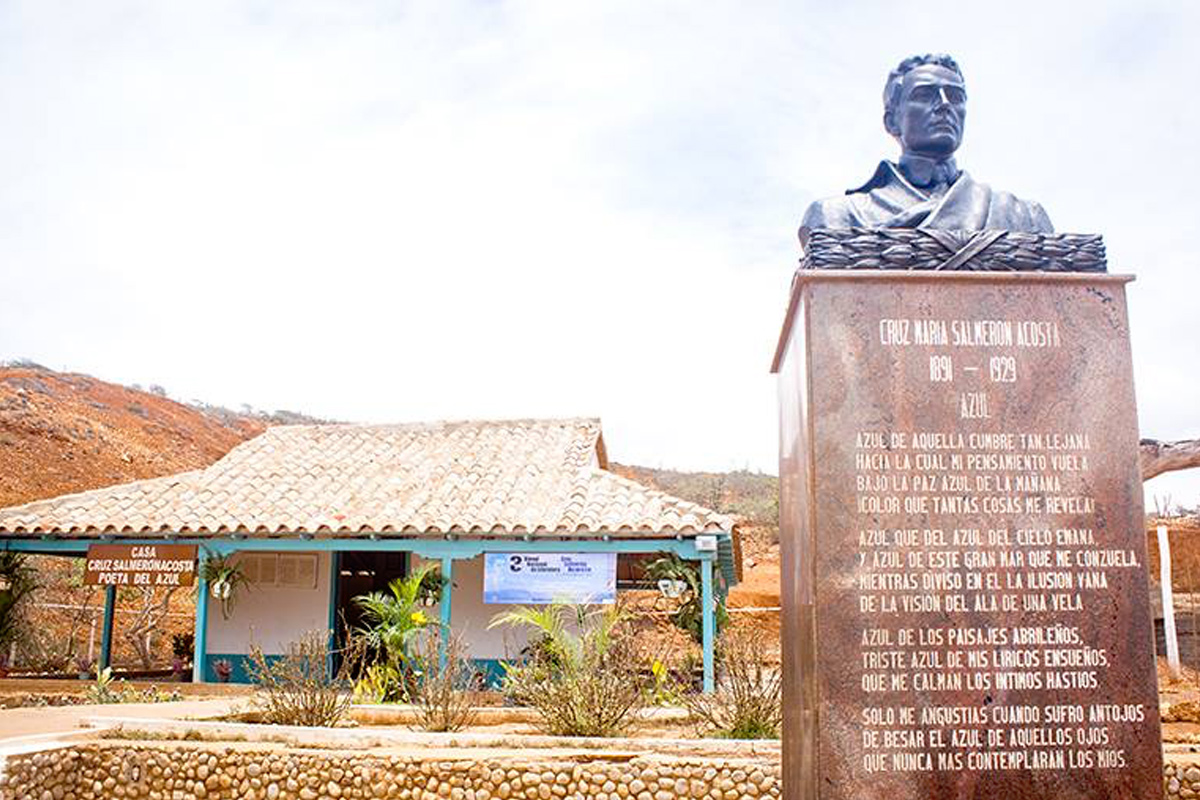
644;553;728;644
199;552;249;620
416;566;449;607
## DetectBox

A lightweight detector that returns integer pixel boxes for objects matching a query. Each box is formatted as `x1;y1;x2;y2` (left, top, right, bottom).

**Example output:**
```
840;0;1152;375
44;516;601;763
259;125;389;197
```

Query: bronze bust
800;54;1053;249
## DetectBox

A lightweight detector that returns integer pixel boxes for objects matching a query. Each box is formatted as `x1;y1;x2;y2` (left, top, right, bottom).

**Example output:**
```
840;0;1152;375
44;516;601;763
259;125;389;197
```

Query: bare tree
1141;439;1200;482
21;557;99;671
122;587;179;669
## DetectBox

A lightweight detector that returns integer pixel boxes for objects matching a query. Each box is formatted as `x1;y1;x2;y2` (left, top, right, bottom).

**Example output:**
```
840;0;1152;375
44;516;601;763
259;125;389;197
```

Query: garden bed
213;703;698;738
83;713;779;756
0;676;251;708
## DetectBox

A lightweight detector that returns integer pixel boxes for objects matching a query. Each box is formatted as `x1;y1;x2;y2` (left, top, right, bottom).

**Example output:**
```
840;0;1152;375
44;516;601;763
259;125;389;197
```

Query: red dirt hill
0;366;267;508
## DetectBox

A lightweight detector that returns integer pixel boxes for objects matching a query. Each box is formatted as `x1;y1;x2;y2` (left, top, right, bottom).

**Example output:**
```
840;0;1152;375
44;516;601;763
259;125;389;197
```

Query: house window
237;553;318;589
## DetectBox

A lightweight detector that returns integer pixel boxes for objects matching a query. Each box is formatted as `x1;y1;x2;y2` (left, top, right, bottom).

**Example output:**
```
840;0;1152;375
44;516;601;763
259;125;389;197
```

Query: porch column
439;556;454;669
98;585;116;672
701;556;715;693
193;551;210;683
327;552;341;677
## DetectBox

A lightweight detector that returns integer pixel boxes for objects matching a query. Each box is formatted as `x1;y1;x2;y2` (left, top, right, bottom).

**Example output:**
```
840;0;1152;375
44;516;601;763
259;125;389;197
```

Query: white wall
414;554;529;661
206;551;331;654
207;550;606;662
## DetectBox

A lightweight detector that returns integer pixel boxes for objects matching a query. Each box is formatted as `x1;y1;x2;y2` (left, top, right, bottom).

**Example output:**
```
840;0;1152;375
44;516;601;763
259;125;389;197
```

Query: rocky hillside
0;364;335;672
0;363;338;508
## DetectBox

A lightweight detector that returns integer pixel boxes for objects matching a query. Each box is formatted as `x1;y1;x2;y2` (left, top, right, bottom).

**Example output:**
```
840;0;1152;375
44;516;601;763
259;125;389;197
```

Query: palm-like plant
353;562;441;700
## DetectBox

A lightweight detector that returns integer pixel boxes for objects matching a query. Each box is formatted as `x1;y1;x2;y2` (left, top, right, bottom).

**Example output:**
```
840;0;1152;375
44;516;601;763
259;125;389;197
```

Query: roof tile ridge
584;468;737;528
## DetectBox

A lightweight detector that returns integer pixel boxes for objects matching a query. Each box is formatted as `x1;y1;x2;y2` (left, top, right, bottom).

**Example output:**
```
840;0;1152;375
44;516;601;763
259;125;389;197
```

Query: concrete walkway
0;697;244;743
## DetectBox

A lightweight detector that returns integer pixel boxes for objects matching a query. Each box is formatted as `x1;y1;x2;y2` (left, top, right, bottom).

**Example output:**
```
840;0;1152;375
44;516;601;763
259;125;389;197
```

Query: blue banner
483;553;617;604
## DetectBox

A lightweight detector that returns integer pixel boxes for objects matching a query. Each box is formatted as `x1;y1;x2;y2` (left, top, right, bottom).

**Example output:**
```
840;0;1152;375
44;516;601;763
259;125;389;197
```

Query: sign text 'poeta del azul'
84;544;197;587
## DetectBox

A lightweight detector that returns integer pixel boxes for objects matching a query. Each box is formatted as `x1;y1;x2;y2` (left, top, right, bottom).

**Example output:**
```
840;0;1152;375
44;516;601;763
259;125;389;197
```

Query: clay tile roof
0;418;734;538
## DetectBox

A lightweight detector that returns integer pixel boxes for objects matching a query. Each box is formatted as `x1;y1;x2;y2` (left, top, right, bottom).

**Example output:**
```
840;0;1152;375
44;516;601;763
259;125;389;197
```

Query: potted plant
171;632;194;681
212;658;233;683
74;655;92;680
644;553;729;643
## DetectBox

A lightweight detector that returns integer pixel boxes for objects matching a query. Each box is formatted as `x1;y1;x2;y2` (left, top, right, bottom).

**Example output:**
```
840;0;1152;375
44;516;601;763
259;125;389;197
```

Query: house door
334;551;409;641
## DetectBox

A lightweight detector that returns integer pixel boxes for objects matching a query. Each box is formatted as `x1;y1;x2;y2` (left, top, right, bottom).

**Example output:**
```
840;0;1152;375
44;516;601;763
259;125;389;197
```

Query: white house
0;418;739;689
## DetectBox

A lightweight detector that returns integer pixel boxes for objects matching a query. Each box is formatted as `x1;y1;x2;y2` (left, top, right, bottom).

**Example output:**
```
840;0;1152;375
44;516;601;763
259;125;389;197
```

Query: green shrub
352;663;399;704
353;563;440;700
490;603;648;737
407;627;481;732
684;628;781;739
246;631;363;727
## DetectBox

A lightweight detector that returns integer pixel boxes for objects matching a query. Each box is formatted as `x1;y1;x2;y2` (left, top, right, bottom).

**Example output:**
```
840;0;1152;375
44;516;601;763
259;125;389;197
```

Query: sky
1;1;1197;506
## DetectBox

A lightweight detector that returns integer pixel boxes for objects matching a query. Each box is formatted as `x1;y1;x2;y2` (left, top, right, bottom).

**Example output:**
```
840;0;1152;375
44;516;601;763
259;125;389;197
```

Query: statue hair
883;54;964;134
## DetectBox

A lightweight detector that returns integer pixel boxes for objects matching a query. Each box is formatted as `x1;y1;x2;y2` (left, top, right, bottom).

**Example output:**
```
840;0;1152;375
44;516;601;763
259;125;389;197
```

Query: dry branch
1140;439;1200;481
123;587;178;669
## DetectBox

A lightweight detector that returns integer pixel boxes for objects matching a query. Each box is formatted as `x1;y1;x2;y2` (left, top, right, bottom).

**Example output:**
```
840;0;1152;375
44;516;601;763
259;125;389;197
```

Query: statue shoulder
801;196;856;231
1026;200;1054;234
798;162;899;245
981;182;1055;234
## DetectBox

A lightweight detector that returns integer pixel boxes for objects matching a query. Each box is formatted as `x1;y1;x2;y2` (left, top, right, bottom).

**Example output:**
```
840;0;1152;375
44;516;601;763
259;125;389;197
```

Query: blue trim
200;656;515;689
205;653;279;684
701;558;714;693
473;658;506;688
193;550;210;683
327;552;340;676
99;586;116;671
0;540;89;553
439;556;454;670
1;536;715;559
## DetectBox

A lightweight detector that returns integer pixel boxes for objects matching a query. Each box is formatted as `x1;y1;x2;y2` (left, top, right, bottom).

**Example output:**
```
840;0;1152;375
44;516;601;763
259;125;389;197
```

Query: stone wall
1164;760;1200;800
5;743;1199;800
0;744;780;800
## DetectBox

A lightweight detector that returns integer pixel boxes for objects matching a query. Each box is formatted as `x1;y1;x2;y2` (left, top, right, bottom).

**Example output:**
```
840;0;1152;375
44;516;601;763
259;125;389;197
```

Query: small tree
20;557;96;672
353;563;441;700
122;586;179;668
490;602;648;737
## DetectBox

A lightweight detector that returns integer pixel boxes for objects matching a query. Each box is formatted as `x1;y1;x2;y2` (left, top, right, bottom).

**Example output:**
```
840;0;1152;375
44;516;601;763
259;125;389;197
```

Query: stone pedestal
772;271;1161;800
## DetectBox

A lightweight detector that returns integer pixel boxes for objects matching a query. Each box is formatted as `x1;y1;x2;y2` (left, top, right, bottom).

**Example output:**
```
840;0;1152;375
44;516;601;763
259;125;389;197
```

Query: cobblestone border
3;742;1196;800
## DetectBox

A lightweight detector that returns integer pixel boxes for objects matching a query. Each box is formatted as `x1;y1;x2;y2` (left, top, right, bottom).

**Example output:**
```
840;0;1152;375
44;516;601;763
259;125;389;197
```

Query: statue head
883;54;967;161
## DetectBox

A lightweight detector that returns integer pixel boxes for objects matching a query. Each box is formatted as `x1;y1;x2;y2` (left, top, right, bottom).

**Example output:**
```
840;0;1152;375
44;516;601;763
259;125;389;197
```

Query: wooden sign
85;544;197;587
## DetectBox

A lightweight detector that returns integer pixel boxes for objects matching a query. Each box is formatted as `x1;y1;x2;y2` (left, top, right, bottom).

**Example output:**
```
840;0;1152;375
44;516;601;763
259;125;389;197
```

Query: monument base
773;270;1161;800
